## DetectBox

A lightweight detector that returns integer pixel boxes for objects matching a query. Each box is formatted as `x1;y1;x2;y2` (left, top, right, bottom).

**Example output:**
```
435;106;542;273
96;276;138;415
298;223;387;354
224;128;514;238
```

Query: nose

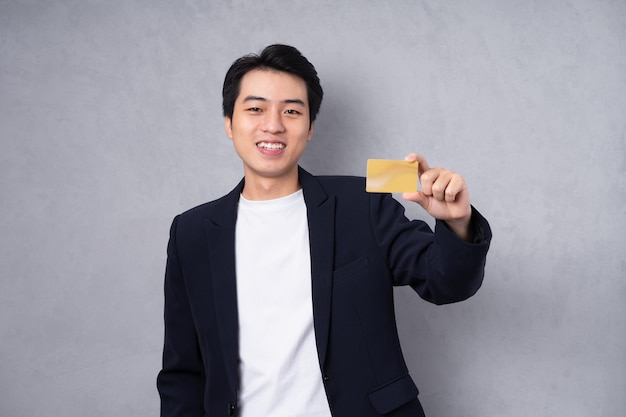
261;109;285;133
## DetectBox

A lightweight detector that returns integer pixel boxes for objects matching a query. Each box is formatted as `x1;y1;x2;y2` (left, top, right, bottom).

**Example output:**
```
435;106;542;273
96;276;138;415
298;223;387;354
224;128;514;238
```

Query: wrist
445;215;473;242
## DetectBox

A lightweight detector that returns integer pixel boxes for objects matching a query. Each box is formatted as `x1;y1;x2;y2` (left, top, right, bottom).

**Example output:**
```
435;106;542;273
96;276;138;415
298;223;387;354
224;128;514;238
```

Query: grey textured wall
1;1;624;416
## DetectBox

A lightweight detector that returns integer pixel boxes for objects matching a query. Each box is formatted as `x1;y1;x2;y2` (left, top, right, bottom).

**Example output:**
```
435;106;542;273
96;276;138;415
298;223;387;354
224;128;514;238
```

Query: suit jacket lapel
204;179;244;397
299;167;336;370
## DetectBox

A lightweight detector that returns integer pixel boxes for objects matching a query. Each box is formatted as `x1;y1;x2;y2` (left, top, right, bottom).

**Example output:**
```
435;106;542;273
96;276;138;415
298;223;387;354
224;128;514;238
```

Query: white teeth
257;142;285;150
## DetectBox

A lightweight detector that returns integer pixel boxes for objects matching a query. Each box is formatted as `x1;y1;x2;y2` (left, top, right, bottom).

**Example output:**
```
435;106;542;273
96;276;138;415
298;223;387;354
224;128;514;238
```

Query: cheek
293;123;313;140
240;119;262;134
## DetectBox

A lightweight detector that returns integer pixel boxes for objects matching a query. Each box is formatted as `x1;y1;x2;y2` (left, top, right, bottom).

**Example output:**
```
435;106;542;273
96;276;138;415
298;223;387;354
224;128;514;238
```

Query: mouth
256;141;286;151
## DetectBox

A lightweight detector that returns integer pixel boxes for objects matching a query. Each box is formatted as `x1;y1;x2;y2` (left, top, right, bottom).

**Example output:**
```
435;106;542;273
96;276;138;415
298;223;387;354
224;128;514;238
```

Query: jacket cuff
436;206;492;245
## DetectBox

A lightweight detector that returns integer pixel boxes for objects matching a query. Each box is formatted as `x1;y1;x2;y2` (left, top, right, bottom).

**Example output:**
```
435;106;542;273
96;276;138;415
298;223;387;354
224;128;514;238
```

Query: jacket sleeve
370;192;492;305
157;216;205;416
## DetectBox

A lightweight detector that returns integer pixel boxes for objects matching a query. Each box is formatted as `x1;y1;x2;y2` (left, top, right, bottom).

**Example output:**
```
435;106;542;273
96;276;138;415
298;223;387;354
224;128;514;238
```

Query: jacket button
228;402;236;416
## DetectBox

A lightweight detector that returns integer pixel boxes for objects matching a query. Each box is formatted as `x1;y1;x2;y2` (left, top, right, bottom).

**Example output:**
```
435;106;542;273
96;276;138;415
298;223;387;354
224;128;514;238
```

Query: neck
241;174;301;201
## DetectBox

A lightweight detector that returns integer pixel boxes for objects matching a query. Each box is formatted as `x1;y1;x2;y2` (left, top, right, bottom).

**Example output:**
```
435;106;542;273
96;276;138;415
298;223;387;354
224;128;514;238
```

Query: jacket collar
299;167;335;370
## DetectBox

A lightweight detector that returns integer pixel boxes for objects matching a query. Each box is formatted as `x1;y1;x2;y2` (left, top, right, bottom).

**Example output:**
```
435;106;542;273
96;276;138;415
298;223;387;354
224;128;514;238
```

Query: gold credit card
366;159;419;193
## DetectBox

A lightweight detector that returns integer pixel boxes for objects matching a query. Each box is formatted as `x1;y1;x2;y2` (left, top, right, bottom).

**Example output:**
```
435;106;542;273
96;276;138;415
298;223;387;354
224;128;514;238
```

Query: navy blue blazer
157;167;491;417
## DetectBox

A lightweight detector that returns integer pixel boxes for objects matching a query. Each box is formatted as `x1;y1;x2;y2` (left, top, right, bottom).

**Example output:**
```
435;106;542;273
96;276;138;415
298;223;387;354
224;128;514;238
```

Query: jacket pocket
333;256;370;283
368;373;419;415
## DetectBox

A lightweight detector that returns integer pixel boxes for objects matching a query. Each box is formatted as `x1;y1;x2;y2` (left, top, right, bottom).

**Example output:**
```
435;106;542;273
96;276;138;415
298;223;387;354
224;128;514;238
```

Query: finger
419;166;444;197
430;169;454;201
430;171;466;202
404;153;431;176
402;191;430;210
444;174;467;202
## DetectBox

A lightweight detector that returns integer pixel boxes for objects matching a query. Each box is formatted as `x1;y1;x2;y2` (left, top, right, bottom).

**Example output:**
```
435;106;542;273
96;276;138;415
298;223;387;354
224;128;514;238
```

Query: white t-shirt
235;189;332;417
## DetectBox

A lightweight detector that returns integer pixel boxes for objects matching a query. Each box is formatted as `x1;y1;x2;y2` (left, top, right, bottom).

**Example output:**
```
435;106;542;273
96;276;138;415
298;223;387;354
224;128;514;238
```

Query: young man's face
225;69;314;186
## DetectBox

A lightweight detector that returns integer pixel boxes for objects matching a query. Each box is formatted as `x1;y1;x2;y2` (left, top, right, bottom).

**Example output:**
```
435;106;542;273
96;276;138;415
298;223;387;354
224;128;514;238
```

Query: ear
224;117;233;139
307;122;315;142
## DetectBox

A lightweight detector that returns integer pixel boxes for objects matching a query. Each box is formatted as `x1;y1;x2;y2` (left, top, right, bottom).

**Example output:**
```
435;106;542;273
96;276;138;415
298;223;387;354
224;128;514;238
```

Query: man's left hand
401;153;473;241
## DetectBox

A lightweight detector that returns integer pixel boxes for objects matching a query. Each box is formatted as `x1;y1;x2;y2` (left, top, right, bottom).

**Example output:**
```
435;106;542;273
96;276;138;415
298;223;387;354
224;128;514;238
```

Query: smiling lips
257;141;286;151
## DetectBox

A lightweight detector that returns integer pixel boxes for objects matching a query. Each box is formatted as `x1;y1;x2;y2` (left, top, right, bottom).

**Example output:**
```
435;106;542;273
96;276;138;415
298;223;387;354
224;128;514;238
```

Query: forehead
238;69;308;103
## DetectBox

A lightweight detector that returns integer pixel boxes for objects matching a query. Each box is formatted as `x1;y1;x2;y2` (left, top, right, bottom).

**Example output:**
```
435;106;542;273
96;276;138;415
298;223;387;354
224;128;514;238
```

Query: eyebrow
242;95;306;106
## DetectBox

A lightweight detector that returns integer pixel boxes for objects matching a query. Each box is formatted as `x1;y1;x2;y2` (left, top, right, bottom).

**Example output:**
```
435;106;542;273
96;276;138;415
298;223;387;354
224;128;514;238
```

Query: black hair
222;44;323;125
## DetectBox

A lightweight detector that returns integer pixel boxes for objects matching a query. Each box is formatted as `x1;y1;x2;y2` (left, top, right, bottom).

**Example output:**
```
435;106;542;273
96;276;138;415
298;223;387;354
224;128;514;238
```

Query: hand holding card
365;159;419;193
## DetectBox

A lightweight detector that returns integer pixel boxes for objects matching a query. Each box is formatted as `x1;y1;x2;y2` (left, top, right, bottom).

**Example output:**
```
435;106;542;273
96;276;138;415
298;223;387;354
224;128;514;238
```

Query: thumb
402;191;430;210
405;153;431;177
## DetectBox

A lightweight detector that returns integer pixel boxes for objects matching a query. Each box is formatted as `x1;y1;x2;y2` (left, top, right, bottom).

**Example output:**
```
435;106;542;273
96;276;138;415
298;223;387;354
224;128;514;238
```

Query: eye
285;109;301;115
246;107;262;112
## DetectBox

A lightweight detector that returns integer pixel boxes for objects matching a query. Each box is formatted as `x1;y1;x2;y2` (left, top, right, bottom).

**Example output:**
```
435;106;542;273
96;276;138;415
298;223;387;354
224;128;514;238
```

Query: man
157;44;491;417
